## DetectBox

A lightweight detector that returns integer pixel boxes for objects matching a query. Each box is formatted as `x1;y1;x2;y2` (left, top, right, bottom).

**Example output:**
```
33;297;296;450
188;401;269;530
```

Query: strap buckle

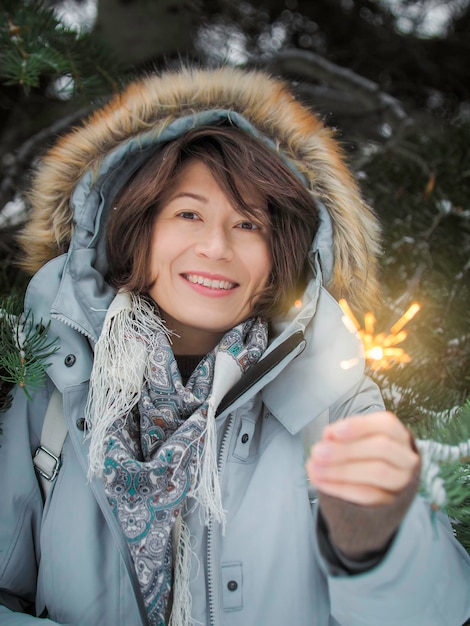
33;446;62;481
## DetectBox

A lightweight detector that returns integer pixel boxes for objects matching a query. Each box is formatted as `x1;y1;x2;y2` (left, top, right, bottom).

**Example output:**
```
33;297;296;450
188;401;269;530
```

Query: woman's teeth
185;274;235;290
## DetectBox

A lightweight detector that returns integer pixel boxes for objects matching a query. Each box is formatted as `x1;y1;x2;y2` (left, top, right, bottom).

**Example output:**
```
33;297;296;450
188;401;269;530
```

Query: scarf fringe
169;516;193;626
189;348;254;531
190;397;225;529
85;291;171;478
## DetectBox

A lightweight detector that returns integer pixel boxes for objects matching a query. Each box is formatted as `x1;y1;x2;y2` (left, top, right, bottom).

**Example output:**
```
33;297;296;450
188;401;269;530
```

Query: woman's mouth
182;273;237;290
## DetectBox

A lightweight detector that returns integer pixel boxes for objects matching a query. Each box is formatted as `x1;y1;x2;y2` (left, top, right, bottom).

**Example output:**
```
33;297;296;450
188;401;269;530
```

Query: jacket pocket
221;562;243;612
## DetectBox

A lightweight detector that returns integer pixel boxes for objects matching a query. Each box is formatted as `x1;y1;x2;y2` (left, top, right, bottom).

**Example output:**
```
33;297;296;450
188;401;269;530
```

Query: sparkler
339;299;421;369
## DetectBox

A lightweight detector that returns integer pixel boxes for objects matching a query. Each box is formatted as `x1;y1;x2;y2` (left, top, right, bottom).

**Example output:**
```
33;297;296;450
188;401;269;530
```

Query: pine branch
0;105;92;216
0;296;58;406
263;48;412;132
414;399;470;553
0;0;122;96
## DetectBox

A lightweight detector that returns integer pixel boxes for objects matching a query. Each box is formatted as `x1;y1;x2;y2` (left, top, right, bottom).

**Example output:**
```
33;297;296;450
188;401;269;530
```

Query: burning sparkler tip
338;298;421;369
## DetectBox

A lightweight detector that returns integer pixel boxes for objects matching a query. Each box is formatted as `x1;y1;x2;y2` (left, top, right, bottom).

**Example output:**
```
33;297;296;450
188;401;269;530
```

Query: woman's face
148;159;272;354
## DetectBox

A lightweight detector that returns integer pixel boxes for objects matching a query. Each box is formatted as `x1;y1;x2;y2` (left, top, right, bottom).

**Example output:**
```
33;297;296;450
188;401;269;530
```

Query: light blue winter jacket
1;66;470;626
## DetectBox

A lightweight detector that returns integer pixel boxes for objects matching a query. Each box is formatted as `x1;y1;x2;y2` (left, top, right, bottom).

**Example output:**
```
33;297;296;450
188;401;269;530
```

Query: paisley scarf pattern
87;293;268;625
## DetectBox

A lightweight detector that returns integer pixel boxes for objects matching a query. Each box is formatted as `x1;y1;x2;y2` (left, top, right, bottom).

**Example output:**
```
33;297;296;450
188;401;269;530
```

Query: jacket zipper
207;413;235;626
206;331;305;625
51;310;98;343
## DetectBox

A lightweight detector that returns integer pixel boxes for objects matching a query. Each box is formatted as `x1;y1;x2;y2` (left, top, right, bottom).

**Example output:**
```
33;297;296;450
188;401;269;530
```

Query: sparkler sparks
339;299;421;369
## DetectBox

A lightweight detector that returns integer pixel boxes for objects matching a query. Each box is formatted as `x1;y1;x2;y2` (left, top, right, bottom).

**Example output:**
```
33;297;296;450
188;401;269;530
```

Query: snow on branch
264;49;412;130
0;106;91;221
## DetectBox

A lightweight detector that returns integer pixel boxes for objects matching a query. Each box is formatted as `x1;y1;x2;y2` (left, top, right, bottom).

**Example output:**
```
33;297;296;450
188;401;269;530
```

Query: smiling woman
1;66;470;626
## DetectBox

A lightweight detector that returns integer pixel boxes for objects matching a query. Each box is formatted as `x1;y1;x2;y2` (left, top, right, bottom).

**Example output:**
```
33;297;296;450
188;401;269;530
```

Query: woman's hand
306;411;421;561
305;411;420;507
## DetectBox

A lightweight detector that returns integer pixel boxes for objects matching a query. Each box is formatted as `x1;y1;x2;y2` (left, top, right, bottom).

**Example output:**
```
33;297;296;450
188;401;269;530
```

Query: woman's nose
194;225;233;260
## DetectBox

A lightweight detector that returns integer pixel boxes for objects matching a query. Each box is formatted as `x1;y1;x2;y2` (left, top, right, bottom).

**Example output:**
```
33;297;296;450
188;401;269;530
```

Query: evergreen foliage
0;0;121;97
0;295;58;411
415;399;470;553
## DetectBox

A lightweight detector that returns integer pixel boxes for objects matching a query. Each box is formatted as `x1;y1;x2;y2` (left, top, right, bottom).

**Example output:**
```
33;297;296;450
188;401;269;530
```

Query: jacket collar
262;285;365;435
215;259;365;434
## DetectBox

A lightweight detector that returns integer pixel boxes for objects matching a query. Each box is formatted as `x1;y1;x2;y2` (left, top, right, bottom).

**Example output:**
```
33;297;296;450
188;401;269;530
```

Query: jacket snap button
241;433;249;444
227;580;238;591
76;418;85;431
64;354;76;367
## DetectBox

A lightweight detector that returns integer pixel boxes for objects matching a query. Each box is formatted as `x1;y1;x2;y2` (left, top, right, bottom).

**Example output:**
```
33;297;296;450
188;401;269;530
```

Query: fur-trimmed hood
20;65;381;314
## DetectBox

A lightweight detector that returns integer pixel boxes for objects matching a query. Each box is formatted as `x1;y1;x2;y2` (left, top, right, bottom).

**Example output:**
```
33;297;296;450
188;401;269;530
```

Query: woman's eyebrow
170;191;207;203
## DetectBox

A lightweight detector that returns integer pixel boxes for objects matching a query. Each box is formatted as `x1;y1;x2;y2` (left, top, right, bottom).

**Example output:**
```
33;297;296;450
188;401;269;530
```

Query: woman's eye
178;211;198;220
237;221;260;231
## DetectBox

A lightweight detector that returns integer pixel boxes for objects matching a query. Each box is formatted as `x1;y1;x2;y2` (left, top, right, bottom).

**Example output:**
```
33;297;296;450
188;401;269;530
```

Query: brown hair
106;125;319;319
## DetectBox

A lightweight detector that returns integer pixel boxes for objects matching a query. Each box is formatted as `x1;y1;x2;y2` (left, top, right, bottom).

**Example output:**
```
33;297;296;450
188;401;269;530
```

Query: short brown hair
106;125;319;319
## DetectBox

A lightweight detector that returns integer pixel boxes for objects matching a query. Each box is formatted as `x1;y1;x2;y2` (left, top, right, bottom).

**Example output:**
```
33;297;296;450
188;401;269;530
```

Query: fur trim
19;65;381;312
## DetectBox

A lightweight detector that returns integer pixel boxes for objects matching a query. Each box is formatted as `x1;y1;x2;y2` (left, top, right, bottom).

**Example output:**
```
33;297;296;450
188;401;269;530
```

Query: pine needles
0;0;122;97
415;399;470;553
0;295;58;409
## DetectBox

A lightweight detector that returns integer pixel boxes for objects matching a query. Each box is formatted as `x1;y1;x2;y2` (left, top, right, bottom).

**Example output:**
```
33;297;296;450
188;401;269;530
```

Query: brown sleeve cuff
317;507;390;574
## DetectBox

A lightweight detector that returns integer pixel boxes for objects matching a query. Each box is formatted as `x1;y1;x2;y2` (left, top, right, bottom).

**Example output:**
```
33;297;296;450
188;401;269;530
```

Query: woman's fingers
308;477;397;506
323;411;412;447
310;434;417;472
305;411;420;506
306;455;413;493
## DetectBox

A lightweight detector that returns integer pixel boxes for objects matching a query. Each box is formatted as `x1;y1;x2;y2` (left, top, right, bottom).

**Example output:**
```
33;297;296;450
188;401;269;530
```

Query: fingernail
332;420;351;436
313;443;332;459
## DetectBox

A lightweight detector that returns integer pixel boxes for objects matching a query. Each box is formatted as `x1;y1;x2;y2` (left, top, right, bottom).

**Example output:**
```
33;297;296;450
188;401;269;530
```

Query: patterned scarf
86;292;268;626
